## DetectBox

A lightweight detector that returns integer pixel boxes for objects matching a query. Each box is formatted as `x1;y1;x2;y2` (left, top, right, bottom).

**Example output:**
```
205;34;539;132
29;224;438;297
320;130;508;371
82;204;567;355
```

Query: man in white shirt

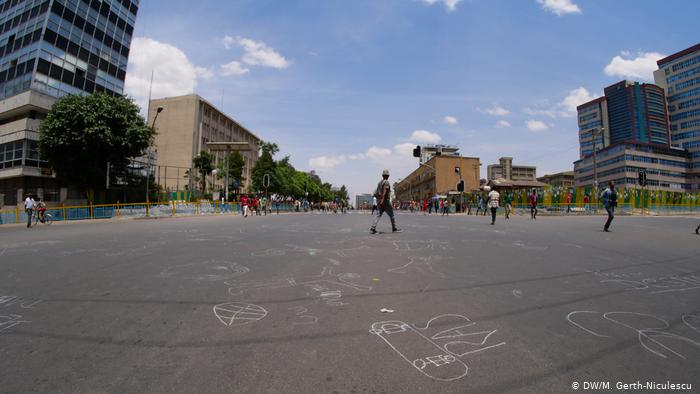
371;196;377;215
24;194;35;228
487;187;500;225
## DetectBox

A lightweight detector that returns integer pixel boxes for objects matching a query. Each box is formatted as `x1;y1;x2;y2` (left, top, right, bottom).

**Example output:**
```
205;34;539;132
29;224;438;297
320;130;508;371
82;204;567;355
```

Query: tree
39;93;154;203
192;150;214;193
215;151;245;197
250;141;279;193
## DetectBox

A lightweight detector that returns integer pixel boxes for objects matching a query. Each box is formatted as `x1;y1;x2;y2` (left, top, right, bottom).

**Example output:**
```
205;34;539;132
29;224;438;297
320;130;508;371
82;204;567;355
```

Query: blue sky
125;0;700;199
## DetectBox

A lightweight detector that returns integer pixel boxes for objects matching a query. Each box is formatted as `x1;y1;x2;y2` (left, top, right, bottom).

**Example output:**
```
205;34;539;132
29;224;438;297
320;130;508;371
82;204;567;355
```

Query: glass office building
603;81;670;147
655;43;700;191
0;0;139;205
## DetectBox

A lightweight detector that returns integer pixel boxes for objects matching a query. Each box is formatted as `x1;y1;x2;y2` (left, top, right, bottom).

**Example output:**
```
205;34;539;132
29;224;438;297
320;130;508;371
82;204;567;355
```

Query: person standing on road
529;189;538;220
696;223;699;235
423;198;428;215
487;187;500;225
24;193;35;228
475;195;483;216
566;191;573;213
371;196;378;215
503;191;513;219
370;169;402;234
583;193;590;213
601;181;617;232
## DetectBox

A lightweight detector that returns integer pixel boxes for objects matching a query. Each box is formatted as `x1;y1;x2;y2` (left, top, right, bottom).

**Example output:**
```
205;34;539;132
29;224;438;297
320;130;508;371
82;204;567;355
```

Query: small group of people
239;194;273;217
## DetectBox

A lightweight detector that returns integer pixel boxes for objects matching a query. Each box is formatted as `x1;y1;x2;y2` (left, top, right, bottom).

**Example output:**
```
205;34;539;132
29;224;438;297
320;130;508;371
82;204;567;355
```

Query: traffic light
412;146;421;158
638;170;647;186
457;180;465;192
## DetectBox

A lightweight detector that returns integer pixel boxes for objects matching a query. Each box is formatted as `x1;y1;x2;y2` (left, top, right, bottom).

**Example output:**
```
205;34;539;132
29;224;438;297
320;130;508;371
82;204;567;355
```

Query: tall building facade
574;79;691;192
0;0;139;205
577;97;609;158
147;95;260;194
654;43;700;191
604;81;670;146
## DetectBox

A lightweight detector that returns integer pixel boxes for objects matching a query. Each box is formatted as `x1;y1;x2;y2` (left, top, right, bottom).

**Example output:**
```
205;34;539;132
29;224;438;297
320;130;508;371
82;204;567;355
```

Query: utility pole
591;127;605;213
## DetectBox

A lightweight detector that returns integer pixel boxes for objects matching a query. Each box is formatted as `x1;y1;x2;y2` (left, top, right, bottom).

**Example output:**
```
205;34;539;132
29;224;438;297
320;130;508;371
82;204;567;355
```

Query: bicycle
31;208;53;227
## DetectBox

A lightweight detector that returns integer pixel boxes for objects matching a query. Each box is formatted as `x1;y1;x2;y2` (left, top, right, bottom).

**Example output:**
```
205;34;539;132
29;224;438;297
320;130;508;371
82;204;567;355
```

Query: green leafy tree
192;150;214;193
215;151;245;193
39;93;154;203
250;141;279;193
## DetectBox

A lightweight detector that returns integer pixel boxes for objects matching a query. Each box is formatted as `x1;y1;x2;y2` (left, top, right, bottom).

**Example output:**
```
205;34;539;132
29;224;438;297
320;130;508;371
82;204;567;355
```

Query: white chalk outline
567;310;700;359
213;302;268;327
370;321;469;382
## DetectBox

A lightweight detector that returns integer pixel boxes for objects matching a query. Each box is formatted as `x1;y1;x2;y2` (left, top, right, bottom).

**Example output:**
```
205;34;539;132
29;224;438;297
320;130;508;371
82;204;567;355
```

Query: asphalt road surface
1;211;699;393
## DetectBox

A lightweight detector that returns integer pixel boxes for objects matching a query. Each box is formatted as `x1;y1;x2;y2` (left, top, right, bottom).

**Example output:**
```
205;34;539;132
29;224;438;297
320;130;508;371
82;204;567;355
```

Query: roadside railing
0;201;301;226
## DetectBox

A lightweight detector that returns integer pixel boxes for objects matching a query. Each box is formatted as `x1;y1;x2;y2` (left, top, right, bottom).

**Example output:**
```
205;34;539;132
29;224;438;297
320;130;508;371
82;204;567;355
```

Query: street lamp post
146;106;164;213
591;127;605;212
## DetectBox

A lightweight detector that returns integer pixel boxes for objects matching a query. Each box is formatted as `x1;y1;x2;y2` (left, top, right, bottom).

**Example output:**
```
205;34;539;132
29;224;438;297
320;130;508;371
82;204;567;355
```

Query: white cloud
443;115;458;125
536;0;581;16
526;120;549;132
603;51;665;81
124;37;206;114
195;67;215;80
366;146;393;160
220;61;250;76
478;104;510;116
422;0;463;11
236;37;291;69
393;142;417;156
495;120;512;128
524;87;596;118
409;130;442;144
308;155;347;172
222;35;235;50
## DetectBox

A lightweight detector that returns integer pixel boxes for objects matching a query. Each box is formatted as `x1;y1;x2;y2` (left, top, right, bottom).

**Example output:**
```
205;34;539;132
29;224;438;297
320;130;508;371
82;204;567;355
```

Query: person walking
371;196;378;216
504;191;513;219
423;198;428;215
487;187;500;225
529;189;538;220
370;169;402;234
241;195;249;217
601;181;617;232
566;191;573;213
583;193;590;213
24;193;35;228
696;223;699;235
475;195;483;216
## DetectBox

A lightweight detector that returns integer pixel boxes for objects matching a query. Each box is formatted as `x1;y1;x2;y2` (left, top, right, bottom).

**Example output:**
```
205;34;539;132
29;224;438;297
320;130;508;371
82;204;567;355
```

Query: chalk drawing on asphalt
213;302;268;327
567;311;700;359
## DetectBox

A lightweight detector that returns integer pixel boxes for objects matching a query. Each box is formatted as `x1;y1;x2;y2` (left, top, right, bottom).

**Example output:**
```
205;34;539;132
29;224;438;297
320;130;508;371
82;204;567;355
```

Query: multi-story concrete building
394;154;480;202
147;95;260;193
0;0;140;205
538;171;575;188
654;43;700;191
574;79;693;192
577;97;610;158
487;157;536;181
574;143;690;191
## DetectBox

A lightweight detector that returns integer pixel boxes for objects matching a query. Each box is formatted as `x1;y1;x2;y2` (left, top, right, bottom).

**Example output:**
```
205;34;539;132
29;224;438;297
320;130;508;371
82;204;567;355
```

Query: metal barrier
0;201;245;226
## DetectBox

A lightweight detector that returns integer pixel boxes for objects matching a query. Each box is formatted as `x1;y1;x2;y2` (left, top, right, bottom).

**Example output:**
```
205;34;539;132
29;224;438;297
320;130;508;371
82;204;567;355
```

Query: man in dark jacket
370;170;402;234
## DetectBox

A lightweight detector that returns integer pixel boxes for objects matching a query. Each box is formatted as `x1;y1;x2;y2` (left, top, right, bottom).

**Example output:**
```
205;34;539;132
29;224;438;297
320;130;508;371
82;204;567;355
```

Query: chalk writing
592;271;700;295
567;311;700;359
370;314;505;382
